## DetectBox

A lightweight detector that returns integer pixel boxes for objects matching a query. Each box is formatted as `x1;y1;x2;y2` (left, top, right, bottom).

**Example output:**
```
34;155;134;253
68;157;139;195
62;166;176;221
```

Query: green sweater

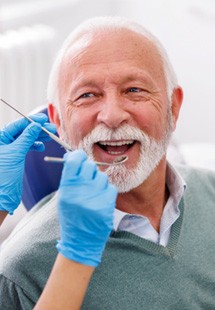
0;165;215;309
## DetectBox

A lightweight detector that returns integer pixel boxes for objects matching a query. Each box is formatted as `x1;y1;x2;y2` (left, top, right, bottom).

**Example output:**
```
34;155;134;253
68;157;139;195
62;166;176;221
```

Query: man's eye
80;93;94;98
73;92;97;106
128;87;141;93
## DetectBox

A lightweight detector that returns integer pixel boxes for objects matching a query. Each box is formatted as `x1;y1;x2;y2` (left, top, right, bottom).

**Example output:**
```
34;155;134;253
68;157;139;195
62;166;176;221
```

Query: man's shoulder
0;192;60;304
176;164;215;182
176;164;215;204
1;192;59;244
0;192;60;259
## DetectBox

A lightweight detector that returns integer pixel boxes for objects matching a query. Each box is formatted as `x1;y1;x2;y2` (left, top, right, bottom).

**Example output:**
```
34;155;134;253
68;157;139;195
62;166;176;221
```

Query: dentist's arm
0;114;56;224
35;150;117;310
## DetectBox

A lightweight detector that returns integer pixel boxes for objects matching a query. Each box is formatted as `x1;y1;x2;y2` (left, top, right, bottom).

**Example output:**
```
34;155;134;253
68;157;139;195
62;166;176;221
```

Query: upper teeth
99;140;133;146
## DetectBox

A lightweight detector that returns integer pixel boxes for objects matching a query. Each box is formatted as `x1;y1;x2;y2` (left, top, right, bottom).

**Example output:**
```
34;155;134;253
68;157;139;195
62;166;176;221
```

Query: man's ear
171;87;183;131
48;103;61;132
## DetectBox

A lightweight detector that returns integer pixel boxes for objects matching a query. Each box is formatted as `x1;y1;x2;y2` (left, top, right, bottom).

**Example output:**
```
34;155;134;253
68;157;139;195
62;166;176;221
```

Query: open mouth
96;140;136;155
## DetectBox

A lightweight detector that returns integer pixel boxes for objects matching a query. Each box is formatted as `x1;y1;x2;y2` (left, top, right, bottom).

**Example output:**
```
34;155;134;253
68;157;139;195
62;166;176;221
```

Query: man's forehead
59;28;165;95
69;69;155;89
64;28;158;62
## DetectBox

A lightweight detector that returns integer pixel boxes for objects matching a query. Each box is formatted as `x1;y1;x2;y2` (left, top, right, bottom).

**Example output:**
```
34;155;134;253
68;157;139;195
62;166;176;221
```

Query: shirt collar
114;161;186;231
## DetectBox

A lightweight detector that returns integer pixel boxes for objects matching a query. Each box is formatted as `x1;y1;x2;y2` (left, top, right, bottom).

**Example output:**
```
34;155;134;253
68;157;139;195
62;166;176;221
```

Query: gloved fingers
0;113;48;144
7;113;48;135
13;123;43;152
78;159;98;180
67;149;88;163
28;114;57;141
101;183;118;205
37;122;57;141
28;113;49;124
92;170;109;190
61;150;88;182
30;141;45;152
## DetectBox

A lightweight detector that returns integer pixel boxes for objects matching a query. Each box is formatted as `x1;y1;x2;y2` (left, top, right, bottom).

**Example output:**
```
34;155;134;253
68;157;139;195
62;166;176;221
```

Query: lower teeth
108;151;123;155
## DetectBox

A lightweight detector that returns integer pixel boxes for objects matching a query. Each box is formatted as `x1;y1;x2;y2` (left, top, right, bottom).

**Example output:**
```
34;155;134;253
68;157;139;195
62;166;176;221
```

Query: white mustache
79;124;150;147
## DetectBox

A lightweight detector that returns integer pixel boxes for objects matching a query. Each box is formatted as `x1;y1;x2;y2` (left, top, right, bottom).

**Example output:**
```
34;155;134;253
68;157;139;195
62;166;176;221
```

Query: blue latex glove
56;150;117;267
0;113;56;215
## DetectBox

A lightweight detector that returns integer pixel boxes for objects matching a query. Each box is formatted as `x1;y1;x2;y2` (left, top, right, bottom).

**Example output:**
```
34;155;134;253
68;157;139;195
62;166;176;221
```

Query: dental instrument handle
44;155;128;166
0;98;72;151
39;127;72;151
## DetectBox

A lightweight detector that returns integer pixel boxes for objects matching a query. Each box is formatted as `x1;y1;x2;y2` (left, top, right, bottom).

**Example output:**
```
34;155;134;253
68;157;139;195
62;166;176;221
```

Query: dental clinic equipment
44;155;128;166
0;98;72;151
0;98;128;167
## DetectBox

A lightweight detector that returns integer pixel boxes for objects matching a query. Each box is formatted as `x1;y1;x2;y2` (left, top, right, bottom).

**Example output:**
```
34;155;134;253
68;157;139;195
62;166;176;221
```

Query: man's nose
97;95;130;129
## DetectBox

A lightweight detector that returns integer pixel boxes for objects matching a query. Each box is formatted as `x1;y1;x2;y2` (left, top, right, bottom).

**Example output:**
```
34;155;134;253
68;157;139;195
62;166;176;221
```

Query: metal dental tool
44;155;128;166
1;98;128;166
0;98;72;151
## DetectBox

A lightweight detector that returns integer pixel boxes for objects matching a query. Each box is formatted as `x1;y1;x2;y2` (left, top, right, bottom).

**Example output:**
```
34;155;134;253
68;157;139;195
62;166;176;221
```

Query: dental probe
0;98;73;151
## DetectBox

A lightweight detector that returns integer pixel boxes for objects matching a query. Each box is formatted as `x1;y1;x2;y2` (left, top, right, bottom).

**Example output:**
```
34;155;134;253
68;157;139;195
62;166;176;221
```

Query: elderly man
0;16;215;309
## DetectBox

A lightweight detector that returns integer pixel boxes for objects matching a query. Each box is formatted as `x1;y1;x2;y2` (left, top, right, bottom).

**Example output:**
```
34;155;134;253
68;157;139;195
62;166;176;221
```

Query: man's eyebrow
121;72;153;84
69;72;153;93
71;79;99;91
67;80;99;99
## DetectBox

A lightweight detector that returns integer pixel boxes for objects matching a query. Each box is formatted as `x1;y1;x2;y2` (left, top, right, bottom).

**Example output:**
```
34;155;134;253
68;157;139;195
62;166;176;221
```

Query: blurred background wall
0;0;215;144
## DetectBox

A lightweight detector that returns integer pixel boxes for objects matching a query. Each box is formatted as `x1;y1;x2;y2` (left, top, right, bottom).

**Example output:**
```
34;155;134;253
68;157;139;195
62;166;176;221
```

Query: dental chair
22;107;65;210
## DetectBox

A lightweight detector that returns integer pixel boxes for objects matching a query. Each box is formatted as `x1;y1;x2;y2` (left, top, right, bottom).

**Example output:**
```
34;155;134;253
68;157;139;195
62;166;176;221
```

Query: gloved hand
0;113;56;215
56;150;117;267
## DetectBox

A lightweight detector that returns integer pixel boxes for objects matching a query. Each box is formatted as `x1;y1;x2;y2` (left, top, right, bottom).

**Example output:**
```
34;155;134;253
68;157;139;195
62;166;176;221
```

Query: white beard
78;122;172;193
60;110;173;193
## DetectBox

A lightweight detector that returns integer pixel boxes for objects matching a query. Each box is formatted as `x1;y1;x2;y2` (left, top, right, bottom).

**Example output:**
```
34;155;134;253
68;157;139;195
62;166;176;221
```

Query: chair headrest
22;107;65;210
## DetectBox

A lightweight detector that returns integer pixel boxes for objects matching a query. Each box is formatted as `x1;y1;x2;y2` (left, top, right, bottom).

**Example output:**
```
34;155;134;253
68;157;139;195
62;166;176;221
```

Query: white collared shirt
113;162;186;247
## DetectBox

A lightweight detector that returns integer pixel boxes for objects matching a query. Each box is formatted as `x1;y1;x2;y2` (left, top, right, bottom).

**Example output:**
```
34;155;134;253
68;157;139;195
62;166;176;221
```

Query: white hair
47;16;178;108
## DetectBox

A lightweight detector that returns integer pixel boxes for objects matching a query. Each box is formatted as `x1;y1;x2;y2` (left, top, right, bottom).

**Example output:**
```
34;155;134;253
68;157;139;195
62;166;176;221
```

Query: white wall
1;0;215;144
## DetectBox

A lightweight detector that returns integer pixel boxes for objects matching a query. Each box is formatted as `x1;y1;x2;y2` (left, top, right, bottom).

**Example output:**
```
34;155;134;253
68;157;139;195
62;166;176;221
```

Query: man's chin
105;164;143;193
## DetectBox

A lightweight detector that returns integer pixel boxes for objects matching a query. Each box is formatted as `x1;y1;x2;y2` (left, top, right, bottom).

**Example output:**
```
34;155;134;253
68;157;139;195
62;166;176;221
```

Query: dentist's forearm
34;254;95;310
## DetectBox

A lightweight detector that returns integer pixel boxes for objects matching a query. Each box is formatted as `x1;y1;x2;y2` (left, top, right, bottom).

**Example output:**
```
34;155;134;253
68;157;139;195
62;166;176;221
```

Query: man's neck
116;159;168;232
